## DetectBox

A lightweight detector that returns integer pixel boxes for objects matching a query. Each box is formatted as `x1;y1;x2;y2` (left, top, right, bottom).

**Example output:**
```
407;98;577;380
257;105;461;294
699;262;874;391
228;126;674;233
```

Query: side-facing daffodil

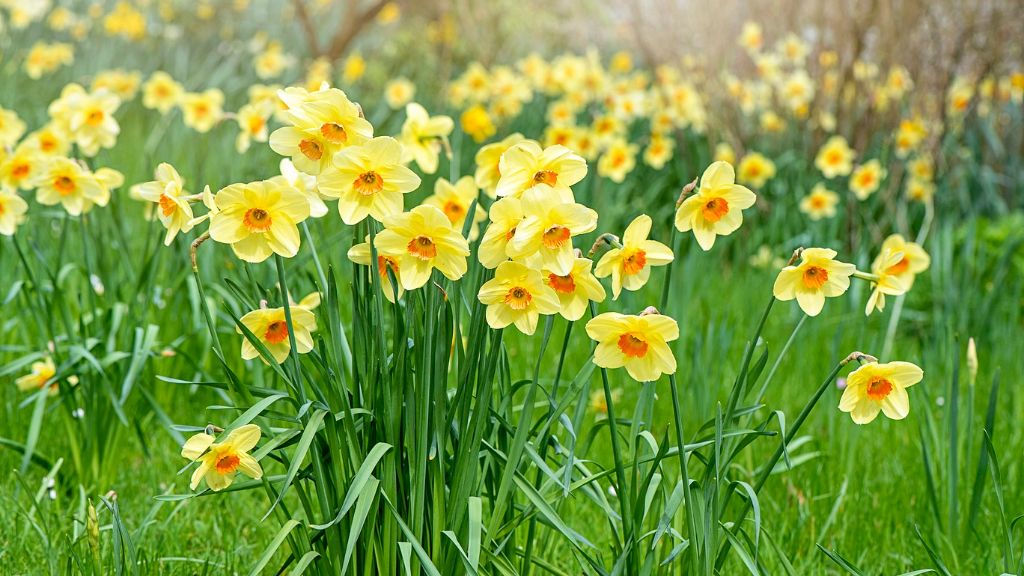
374;205;470;290
15;357;57;395
839;360;923;424
871;234;930;289
317;136;421;225
399;102;453;174
474;133;525;197
595;214;674;299
675;161;756;251
238;305;317;364
586;309;678;382
478;196;524;269
477;260;561;335
772;248;856;316
129;163;194;245
0;186;29;236
422;175;487;240
181;424;263;491
348;236;404;303
864;247;909;316
208;179;310;263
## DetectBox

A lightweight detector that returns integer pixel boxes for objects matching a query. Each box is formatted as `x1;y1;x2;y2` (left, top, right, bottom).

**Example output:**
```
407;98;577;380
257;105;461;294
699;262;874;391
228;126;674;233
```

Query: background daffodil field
1;1;1023;574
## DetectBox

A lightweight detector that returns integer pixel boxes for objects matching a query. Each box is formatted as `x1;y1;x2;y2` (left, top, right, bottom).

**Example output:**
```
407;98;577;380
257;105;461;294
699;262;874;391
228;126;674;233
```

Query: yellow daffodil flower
595;214;674;299
474;133;525;198
0;186;28;236
129;163;194;245
586;310;678;382
513;186;596;271
736;152;776;189
182;424;263;491
180;89;225;133
772;248;856;316
478;196;524;269
543;256;606;321
317;136;421;225
348;237;404;303
238;305;317;364
400;103;453;174
423;176;487;240
799;183;839;220
477;260;561;335
495;140;587;202
849;159;886;200
142;71;184;114
840;361;923;424
374;205;470;290
814;135;856;178
33;157;109;216
15;357;57;395
872;234;930;290
208;179;311;263
675;161;756;251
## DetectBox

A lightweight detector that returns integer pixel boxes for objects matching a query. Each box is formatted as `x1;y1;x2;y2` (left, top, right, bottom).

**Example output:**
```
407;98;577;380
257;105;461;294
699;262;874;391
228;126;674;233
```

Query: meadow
1;1;1023;575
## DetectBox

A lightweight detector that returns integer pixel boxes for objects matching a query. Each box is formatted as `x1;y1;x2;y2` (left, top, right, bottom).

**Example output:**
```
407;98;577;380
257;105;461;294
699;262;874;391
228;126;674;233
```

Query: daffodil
772;248;856;316
423;176;487;240
675;161;756;251
643;134;675;170
235;102;272;153
374;205;470;290
208;178;311;263
543;256;606;321
0;106;26;148
181;424;263;491
586;310;678;382
478;196;524;269
238;305;317;364
400;103;453;174
385;78;416;109
597;139;638;183
460;105;496;143
275;158;327;218
142;71;184;113
839;361;923;424
47;84;121;157
348;237;404;303
130;163;195;245
736;152;776;188
814;136;856;178
270;88;374;175
799;183;839;220
34;157;109;216
0;186;28;236
507;185;597;275
180;89;225;133
495;140;586;202
872;234;930;289
0;145;44;190
15;357;57;395
477;260;561;335
849;160;886;200
474;133;525;198
864;247;909;316
316;136;420;224
595;214;674;299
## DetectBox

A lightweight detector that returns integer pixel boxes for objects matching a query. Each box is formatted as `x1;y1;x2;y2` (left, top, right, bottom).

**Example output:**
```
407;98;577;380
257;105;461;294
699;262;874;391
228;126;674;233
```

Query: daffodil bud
967;337;978;387
86;499;100;553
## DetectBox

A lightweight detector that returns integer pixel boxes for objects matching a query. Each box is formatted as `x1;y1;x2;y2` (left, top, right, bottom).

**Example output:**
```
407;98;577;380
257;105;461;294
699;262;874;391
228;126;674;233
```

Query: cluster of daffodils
0;85;126;234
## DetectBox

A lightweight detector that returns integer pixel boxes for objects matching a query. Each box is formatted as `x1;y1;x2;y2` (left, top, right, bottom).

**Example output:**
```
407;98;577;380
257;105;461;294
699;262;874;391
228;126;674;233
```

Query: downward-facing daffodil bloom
543;256;606;321
423;176;487;240
675;161;757;251
129;163;194;245
871;234;930;289
208;179;311;263
595;214;674;299
586;310;679;382
348;237;404;303
495;140;587;202
839;361;923;424
0;186;29;236
864;247;909;315
799;183;840;220
474;133;525;197
772;248;856;316
814;135;856;178
477;261;561;335
849;160;886;200
317;136;420;224
34;157;109;216
400;102;453;174
238;305;317;364
374;205;470;290
478;197;524;269
182;424;263;491
15;357;57;395
507;185;598;275
774;248;856;315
